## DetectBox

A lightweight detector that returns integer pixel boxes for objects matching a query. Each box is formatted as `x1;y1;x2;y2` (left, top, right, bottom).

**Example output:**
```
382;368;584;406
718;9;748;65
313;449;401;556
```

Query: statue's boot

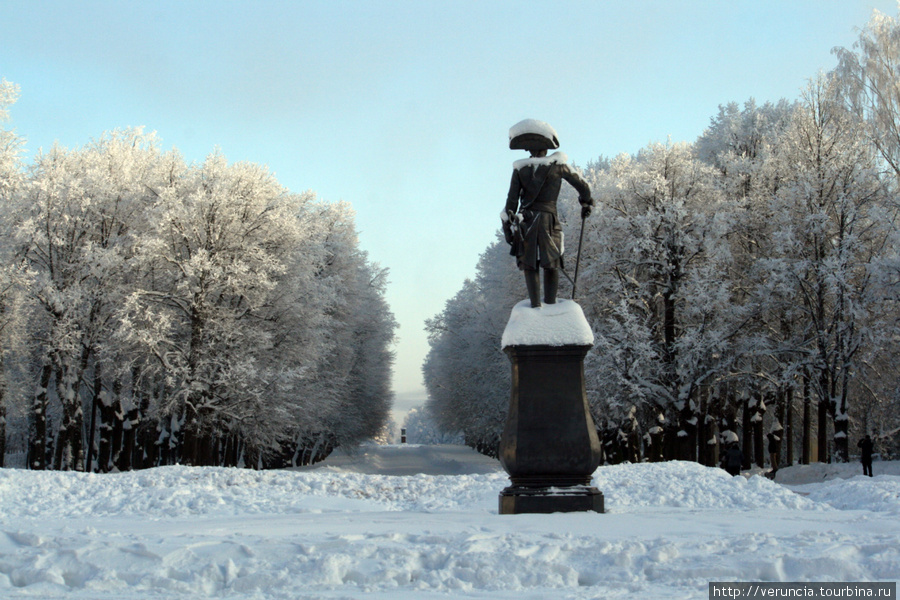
525;269;541;308
544;269;559;305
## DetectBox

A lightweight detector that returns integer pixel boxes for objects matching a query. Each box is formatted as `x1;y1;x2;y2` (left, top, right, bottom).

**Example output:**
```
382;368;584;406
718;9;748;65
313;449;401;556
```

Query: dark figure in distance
503;119;593;308
858;434;874;477
721;441;744;477
767;430;781;476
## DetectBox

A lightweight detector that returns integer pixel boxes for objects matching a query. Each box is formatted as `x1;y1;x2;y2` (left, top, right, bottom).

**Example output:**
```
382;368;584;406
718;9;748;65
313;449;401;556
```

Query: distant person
721;441;744;477
767;431;781;476
857;434;874;477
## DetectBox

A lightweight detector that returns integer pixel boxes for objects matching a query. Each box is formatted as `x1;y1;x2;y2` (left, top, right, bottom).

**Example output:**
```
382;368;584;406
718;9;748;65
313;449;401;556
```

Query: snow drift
0;448;897;599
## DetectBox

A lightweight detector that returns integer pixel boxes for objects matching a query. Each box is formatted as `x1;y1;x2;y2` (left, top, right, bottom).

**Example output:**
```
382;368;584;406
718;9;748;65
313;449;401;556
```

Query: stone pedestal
498;342;604;514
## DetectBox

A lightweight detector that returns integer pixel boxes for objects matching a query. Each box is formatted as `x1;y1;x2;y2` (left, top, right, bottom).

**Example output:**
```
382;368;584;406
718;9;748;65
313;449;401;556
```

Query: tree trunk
142;422;160;468
28;363;52;470
0;306;5;468
152;423;168;467
182;418;200;466
647;427;664;462
678;396;698;462
697;388;711;467
817;369;830;463
85;365;102;472
118;407;138;472
223;434;239;467
785;386;794;467
97;396;116;473
0;382;6;469
131;369;150;469
752;395;765;469
182;406;219;466
104;378;122;470
741;396;752;470
801;373;811;465
135;383;161;469
704;414;720;467
110;415;124;470
54;347;90;471
663;423;680;461
0;352;6;468
181;299;206;466
833;372;850;463
45;428;55;470
166;413;182;465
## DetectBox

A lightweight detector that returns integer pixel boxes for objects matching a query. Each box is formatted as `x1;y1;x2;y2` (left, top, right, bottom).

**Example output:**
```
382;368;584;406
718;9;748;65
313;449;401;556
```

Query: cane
571;213;587;301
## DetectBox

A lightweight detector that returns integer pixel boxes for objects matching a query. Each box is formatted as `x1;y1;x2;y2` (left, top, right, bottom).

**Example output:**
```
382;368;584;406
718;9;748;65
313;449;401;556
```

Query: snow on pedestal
501;299;594;349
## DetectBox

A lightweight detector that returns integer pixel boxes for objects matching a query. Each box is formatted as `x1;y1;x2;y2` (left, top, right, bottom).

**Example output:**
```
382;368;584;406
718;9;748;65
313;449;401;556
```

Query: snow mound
0;460;825;522
1;457;899;599
501;299;594;348
0;466;508;519
776;460;900;485
801;475;900;514
595;461;820;512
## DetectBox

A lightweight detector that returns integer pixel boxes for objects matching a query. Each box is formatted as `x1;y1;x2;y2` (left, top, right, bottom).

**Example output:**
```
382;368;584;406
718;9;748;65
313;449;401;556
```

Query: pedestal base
499;301;605;516
499;485;604;514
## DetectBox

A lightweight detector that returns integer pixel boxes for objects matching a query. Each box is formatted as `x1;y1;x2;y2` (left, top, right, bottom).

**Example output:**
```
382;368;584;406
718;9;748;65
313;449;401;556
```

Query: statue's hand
502;220;514;244
581;204;592;219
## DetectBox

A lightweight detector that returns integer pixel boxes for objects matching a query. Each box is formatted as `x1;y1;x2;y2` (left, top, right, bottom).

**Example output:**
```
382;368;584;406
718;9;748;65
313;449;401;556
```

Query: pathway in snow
294;443;502;476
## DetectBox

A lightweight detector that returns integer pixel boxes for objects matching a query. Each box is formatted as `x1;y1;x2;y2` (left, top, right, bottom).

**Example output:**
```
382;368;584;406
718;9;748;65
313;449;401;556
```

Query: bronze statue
502;119;593;308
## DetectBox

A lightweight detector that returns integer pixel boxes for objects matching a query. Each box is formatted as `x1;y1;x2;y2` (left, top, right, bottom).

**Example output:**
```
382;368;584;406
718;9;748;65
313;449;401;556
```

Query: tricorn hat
509;118;560;151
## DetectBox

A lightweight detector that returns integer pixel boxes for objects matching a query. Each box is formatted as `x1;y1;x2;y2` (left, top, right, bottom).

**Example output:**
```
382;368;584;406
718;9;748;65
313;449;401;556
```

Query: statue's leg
524;268;541;308
543;268;558;305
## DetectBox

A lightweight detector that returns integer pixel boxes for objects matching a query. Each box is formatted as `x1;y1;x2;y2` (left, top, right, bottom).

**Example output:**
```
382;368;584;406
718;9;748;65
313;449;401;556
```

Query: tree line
424;9;900;468
0;83;396;471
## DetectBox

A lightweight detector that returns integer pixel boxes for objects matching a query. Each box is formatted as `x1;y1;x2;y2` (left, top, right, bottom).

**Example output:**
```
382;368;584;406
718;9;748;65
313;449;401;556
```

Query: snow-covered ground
0;446;897;599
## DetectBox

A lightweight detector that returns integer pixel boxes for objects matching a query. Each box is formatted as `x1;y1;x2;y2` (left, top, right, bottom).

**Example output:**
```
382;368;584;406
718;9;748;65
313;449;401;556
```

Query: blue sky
1;0;896;417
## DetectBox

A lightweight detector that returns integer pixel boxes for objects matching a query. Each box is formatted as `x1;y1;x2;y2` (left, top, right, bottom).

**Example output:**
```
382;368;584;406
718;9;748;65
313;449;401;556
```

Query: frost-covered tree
328;256;396;447
834;6;900;183
833;4;900;458
0;113;395;470
0;78;25;467
116;153;333;465
695;98;807;466
695;98;796;195
114;160;397;467
0;79;22;190
567;142;735;461
423;235;519;457
403;406;464;445
282;202;397;465
17;129;168;470
765;74;894;462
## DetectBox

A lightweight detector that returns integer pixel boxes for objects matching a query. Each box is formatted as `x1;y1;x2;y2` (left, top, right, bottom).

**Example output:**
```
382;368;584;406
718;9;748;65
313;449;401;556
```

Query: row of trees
424;10;900;466
0;81;396;471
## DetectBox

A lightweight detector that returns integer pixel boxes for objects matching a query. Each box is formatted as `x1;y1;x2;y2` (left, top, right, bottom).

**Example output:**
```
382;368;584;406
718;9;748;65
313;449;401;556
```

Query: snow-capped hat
509;118;560;151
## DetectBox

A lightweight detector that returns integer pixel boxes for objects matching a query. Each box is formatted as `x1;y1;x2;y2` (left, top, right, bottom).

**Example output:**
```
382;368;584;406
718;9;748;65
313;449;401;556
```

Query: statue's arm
560;165;592;206
560;165;593;219
502;170;522;244
505;169;522;214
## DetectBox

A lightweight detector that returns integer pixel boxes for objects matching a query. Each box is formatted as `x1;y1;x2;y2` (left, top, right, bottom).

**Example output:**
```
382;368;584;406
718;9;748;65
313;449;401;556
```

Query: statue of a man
502;119;593;308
